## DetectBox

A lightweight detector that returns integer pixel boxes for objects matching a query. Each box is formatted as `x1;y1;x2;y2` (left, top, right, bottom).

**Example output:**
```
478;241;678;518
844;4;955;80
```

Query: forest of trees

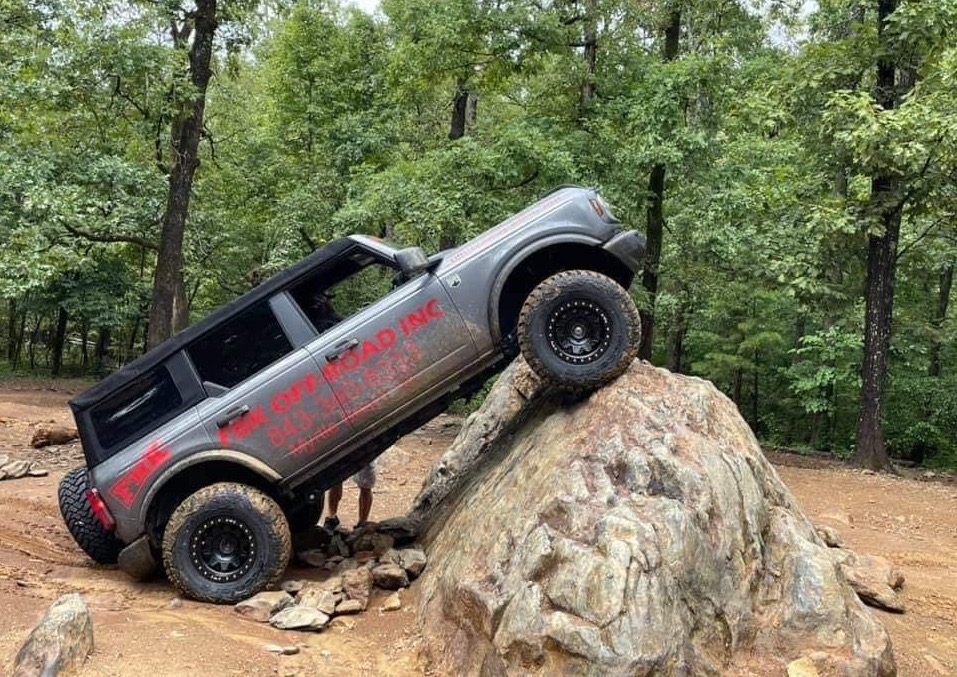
2;0;957;470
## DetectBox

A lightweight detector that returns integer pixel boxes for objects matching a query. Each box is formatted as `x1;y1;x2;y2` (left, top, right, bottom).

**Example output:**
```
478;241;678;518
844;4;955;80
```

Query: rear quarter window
188;301;293;389
91;365;183;451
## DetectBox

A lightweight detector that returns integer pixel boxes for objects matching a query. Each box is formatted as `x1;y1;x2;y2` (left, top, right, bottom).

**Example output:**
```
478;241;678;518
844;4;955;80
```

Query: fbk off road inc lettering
109;441;172;509
217;405;269;446
398;298;444;337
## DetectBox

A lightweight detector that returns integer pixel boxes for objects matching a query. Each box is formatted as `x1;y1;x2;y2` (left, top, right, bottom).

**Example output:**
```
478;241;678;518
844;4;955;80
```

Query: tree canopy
3;0;957;470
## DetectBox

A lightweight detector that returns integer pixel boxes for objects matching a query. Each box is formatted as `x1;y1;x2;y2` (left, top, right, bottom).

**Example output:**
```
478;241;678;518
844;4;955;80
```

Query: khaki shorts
352;462;377;490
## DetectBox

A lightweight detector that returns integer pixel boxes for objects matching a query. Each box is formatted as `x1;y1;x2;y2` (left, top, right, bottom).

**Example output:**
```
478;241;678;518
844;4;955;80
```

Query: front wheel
518;270;641;391
162;482;291;604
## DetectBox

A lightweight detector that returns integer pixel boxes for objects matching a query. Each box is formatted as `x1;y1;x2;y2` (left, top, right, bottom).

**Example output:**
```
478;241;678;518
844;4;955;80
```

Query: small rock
334;599;363;615
14;593;93;677
235;591;293;623
342;567;373;610
319;575;343;593
328;617;355;631
350;531;394;557
862;469;876;475
30;425;78;449
298;549;327;568
330;533;350;558
380;548;402;565
269;606;329;631
354;550;376;565
814;525;844;548
264;644;300;655
298;587;338;616
923;471;936;479
166;597;183;610
27;468;49;477
372;563;409;590
375;516;421;546
2;460;32;479
281;580;306;596
336;558;358;573
787;656;820;677
398;547;427;579
381;591;401;611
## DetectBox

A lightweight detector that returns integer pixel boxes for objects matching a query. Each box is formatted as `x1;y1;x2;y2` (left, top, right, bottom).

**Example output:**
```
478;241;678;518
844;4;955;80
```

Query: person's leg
357;487;373;525
352;462;376;527
324;483;343;529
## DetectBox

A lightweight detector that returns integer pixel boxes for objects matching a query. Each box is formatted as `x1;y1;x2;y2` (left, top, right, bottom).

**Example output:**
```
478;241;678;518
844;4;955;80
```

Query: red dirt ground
0;379;954;676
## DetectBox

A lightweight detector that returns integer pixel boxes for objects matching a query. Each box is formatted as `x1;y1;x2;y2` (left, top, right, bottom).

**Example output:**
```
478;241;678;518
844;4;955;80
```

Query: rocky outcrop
413;359;896;676
14;593;93;677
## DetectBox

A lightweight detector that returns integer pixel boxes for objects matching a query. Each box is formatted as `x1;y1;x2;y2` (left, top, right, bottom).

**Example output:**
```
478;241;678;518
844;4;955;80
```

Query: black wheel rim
189;515;256;583
547;298;611;364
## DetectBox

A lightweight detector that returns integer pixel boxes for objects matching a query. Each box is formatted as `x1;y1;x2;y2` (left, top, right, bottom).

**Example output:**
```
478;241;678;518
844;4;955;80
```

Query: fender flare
486;232;603;345
136;449;282;533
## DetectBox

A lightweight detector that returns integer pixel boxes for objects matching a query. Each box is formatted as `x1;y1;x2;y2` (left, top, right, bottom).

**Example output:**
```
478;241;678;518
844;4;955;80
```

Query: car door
190;297;354;477
290;244;476;440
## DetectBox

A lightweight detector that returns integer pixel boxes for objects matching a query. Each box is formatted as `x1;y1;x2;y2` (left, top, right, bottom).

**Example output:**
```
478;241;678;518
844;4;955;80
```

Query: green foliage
4;0;957;468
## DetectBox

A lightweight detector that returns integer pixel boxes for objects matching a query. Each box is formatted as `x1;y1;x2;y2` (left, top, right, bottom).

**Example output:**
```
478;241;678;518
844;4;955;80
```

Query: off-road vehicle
59;186;646;603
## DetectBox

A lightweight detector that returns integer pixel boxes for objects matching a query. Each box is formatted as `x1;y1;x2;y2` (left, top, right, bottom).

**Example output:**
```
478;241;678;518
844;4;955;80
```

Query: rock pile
235;522;427;632
0;454;49;481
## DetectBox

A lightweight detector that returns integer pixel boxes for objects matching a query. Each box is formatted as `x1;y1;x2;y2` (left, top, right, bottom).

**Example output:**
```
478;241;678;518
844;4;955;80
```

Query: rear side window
91;366;183;450
189;301;293;389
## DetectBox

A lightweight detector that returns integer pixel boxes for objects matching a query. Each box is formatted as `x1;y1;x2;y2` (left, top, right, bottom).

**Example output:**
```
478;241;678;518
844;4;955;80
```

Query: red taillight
86;489;116;531
589;197;606;218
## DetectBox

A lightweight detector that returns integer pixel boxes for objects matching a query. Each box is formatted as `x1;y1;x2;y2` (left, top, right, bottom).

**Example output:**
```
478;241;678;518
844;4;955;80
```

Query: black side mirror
395;247;431;278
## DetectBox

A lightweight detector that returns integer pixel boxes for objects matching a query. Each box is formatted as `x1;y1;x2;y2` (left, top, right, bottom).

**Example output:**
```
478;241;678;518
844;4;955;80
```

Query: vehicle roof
70;237;355;414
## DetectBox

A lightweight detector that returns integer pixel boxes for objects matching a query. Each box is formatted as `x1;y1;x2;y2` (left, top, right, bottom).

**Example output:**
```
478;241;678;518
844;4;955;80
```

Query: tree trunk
94;326;110;373
28;314;42;371
6;298;16;362
147;0;218;350
79;319;89;371
852;0;907;472
638;7;681;360
665;302;685;373
928;266;952;377
12;306;26;369
450;78;469;140
578;0;597;119
50;306;68;377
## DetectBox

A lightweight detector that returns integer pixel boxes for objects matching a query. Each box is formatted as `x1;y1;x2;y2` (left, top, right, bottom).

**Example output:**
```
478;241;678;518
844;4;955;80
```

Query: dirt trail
0;383;955;676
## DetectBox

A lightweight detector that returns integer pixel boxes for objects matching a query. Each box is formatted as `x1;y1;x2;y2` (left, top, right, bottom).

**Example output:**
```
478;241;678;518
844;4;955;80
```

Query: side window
189;301;293;389
290;250;398;334
91;365;183;450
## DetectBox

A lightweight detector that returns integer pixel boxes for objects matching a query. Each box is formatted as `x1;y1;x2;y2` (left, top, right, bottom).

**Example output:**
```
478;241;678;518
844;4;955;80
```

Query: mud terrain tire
59;466;124;564
162;482;291;604
518;270;640;391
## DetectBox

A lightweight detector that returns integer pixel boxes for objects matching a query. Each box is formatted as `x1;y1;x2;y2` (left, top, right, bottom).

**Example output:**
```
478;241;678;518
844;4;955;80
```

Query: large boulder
413;359;895;676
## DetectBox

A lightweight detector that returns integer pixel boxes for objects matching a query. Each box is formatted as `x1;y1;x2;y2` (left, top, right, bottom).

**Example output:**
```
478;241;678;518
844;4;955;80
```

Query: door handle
325;337;359;362
215;404;250;428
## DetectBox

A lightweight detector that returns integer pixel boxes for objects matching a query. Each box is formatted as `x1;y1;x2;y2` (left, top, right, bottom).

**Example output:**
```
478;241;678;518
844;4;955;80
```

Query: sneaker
323;516;340;531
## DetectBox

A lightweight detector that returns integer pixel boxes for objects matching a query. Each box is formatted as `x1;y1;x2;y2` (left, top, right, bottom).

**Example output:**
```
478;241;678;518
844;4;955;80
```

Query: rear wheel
58;466;123;565
162;482;291;604
518;270;640;391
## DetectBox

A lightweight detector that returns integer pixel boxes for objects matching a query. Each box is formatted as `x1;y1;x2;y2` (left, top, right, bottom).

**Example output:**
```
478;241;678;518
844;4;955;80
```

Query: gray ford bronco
59;186;646;603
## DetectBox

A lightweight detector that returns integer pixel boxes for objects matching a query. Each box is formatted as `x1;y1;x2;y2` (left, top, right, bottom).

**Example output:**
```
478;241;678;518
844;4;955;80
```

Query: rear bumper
603;230;646;273
117;535;158;581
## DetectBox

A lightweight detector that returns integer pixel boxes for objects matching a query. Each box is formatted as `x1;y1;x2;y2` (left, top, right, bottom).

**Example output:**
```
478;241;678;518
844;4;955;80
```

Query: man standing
324;462;376;530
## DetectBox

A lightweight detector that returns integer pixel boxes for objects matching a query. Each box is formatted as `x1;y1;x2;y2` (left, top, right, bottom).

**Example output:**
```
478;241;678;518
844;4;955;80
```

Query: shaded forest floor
0;380;954;676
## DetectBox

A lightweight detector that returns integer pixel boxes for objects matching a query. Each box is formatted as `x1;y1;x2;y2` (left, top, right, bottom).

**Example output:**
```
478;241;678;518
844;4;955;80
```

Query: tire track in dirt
0;522;83;566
